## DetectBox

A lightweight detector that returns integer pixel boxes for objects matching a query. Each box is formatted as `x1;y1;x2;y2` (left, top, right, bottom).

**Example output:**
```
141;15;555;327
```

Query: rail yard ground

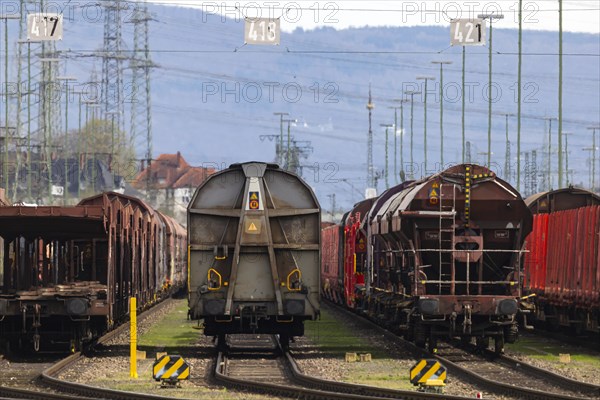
504;334;600;386
57;299;600;399
296;303;486;396
58;299;266;399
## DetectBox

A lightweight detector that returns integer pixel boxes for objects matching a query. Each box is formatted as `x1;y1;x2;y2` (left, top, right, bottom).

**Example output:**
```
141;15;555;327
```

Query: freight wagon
0;192;186;352
187;162;320;346
322;164;533;353
524;188;600;333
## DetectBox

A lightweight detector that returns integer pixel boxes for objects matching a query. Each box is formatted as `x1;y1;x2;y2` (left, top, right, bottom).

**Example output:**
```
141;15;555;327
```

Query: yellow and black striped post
410;359;447;392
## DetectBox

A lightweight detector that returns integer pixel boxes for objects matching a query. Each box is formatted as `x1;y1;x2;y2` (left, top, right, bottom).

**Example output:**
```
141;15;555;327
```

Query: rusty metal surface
381;165;532;284
155;210;187;289
0;191;186;350
338;164;534;346
526;187;600;213
0;205;105;239
321;224;342;304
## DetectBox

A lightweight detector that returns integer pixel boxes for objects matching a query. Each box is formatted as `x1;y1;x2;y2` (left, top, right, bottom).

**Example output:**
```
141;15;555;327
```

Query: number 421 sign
450;19;486;46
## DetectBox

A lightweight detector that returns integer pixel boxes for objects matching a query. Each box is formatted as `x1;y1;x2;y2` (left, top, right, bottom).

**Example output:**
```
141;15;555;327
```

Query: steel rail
433;350;594;400
214;334;478;400
0;299;175;400
326;301;597;400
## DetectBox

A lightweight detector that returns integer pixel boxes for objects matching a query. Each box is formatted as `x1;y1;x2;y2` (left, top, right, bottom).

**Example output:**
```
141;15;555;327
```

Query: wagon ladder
438;184;458;295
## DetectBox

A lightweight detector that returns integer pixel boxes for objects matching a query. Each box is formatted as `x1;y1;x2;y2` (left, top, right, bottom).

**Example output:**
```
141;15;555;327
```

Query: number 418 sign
450;19;486;46
27;13;63;41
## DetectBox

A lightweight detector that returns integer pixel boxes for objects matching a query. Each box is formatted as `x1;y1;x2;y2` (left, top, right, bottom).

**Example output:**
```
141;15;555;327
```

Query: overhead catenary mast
366;84;375;194
101;0;126;133
130;0;154;175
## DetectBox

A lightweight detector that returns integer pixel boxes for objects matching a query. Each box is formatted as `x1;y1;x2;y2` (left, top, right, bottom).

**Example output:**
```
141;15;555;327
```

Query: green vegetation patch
304;308;386;357
342;361;415;390
138;300;200;352
303;309;416;390
506;336;600;367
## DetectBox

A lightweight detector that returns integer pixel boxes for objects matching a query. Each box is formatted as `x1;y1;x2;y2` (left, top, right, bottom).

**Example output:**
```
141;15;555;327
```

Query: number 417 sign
27;13;63;41
244;18;280;45
450;19;486;46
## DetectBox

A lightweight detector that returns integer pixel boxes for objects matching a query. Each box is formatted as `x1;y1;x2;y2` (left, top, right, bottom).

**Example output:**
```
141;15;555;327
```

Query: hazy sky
152;0;600;33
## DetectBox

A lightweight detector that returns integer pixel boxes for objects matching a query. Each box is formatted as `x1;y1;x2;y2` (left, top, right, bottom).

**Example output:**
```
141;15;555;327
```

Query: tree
52;118;137;180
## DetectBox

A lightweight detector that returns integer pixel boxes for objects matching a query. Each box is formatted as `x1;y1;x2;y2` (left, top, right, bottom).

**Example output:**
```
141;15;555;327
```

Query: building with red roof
132;152;215;223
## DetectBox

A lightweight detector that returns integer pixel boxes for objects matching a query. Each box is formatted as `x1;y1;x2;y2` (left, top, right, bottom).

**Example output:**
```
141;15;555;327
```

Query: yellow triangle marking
248;222;258;231
250;192;258;200
430;188;438;197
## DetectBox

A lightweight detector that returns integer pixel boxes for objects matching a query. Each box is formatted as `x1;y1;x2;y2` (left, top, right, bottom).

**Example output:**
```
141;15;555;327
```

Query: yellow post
130;296;138;378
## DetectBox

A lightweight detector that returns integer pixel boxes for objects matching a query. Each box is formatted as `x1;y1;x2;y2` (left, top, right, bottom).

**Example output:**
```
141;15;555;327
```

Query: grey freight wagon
187;162;320;343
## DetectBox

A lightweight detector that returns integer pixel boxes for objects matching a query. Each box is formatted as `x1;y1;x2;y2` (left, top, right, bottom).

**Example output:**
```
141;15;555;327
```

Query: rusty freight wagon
321;164;532;353
187;162;320;345
525;188;600;333
368;164;532;352
0;192;186;352
321;222;343;305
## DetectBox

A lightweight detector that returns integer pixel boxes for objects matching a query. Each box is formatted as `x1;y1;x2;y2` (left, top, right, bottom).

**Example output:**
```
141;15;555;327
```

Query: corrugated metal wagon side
188;162;320;341
321;223;342;304
525;188;600;333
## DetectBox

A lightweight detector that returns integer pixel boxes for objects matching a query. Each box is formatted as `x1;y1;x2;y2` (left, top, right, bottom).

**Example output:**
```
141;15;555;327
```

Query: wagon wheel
279;334;290;351
414;322;428;348
427;335;438;353
570;310;585;335
216;334;227;351
504;324;519;344
494;336;504;355
475;336;489;351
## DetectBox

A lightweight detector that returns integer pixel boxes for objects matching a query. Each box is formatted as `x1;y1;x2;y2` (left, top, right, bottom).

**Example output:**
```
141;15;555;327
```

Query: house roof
132;152;214;190
173;167;216;189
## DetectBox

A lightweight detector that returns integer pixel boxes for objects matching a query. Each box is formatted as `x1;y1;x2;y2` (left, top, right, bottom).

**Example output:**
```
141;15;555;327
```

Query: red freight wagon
321;223;343;304
524;214;549;292
525;188;600;333
341;198;375;308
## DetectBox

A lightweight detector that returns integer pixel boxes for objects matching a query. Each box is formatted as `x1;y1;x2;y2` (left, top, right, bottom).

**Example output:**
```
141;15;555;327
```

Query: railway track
0;351;84;400
435;341;600;400
527;328;600;353
324;301;600;400
0;298;176;400
215;334;478;400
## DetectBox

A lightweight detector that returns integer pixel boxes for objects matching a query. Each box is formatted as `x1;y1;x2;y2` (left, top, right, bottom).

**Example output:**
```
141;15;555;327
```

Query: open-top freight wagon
187;162;320;346
0;192;186;352
525;187;600;333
